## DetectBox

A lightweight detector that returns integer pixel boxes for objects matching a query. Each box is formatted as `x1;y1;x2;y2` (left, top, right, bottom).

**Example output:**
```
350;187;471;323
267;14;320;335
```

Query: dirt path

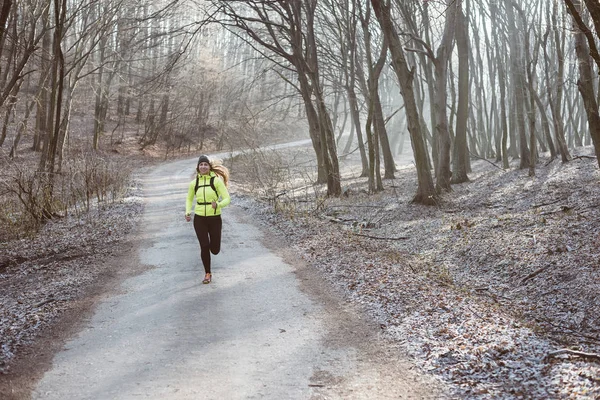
30;158;445;400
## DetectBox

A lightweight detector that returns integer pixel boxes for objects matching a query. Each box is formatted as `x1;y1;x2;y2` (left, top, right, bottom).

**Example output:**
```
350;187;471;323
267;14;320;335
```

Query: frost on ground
235;147;600;399
1;146;599;399
0;180;144;374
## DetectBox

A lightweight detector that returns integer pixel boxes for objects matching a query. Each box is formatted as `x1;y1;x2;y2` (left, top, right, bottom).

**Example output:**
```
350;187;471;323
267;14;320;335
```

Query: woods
1;0;600;233
1;1;600;398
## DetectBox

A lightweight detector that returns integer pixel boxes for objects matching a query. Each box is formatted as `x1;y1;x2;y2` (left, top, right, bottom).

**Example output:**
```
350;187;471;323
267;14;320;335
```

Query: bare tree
0;0;47;111
214;0;342;196
432;0;460;191
564;0;600;71
564;0;600;165
371;0;436;205
505;0;530;169
356;1;395;184
323;0;369;176
0;0;12;48
451;3;469;184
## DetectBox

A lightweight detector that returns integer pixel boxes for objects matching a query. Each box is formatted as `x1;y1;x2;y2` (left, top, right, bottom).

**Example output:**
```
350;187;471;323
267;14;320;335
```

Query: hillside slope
236;147;600;399
1;145;598;399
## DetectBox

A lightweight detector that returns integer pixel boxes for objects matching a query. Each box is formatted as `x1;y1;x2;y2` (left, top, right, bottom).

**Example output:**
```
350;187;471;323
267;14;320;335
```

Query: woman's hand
211;201;218;210
185;214;191;222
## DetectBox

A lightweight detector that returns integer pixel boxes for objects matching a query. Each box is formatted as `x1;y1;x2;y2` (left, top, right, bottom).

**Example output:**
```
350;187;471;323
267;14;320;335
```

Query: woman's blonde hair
209;158;230;187
196;155;230;186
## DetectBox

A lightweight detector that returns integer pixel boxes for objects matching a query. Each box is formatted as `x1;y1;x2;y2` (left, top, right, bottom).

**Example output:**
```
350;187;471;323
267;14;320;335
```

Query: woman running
185;155;230;284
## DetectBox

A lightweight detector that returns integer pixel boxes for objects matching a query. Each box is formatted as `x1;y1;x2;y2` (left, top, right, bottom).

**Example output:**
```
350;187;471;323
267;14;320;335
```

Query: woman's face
198;162;210;175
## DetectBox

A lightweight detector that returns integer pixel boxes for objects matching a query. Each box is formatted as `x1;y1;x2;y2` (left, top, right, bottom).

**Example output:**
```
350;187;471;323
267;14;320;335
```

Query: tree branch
563;0;600;73
545;348;600;362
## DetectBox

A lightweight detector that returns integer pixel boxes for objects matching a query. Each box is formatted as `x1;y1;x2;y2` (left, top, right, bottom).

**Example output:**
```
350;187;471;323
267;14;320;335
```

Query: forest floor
1;141;599;399
232;144;600;399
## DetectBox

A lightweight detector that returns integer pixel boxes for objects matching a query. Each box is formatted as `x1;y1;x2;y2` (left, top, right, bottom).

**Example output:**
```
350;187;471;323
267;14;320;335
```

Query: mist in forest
1;3;600;398
1;0;600;228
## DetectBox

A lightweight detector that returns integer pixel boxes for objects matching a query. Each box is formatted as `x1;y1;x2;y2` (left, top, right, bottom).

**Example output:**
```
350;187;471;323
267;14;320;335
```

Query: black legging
193;215;222;274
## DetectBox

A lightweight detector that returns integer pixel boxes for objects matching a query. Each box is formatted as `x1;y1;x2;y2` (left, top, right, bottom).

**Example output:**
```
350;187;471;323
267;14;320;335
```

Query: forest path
31;154;441;400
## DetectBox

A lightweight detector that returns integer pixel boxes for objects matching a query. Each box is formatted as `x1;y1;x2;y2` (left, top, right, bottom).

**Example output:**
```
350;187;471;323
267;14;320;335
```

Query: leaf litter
1;147;598;399
0;180;144;375
235;147;600;399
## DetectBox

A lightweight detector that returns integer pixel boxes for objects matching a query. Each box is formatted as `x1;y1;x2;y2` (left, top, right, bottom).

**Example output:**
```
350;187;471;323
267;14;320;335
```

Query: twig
540;205;575;215
468;152;505;170
578;204;600;213
531;198;565;208
354;233;409;240
537;318;600;344
472;288;513;301
545;349;600;362
467;306;484;320
35;297;57;308
327;205;385;208
407;263;417;273
571;155;597;160
383;107;403;125
520;265;552;285
326;216;355;224
267;191;287;202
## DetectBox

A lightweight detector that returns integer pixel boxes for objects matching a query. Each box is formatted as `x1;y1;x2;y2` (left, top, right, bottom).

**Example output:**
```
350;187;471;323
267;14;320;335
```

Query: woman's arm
185;179;196;216
216;178;230;209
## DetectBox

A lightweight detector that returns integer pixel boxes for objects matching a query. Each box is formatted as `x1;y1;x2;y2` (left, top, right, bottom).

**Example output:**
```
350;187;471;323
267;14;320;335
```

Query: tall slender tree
564;0;600;165
371;0;436;205
215;0;342;196
451;3;469;184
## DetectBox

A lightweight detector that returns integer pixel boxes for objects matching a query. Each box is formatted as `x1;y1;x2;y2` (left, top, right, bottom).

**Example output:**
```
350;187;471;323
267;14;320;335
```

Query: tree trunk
0;0;11;50
373;92;395;179
297;69;327;184
433;0;459;192
452;5;469;184
371;0;436;205
346;84;368;176
505;0;530;169
545;2;571;162
358;4;394;182
404;1;437;174
0;84;17;147
34;26;51;153
45;0;67;176
303;0;341;196
9;99;35;158
564;0;600;72
572;3;600;165
499;62;509;168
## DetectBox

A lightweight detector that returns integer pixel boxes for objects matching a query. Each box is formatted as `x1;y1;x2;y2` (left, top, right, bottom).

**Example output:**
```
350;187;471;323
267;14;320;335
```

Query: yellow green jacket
186;172;230;216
